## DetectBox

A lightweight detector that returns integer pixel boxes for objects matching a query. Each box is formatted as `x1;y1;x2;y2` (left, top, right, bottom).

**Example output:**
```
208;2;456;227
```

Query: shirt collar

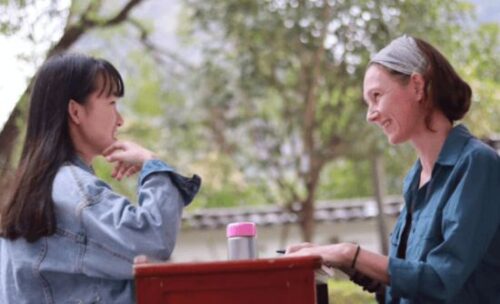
435;124;473;166
402;124;472;196
403;160;421;200
71;155;95;175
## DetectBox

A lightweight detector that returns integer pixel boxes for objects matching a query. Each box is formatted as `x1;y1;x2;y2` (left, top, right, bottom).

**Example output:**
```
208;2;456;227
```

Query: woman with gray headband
287;35;500;303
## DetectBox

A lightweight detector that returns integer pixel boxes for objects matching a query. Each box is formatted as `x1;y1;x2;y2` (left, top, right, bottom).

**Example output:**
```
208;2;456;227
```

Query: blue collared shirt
386;124;500;303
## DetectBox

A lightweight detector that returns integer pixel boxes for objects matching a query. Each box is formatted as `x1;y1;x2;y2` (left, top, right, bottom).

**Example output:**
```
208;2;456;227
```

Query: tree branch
47;0;145;57
127;18;194;71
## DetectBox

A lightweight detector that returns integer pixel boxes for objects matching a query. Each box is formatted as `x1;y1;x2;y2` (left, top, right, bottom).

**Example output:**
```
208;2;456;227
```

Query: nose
366;108;380;123
117;110;124;127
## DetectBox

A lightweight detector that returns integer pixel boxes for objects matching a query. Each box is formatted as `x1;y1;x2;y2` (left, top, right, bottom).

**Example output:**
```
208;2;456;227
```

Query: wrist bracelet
351;244;361;269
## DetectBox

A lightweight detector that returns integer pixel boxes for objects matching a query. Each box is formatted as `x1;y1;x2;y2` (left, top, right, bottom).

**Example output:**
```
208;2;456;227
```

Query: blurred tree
460;23;500;135
1;0;266;207
181;0;499;241
1;0;498;239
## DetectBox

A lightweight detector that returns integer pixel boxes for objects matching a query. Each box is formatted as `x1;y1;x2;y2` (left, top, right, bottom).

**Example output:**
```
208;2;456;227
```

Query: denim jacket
0;157;201;304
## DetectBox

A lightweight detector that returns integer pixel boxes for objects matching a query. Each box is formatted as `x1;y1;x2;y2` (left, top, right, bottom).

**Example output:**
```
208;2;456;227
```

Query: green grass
328;279;377;304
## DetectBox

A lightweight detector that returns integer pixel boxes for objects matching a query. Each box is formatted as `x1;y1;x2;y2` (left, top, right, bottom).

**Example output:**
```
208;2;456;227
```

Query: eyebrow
362;90;372;104
365;88;375;96
364;88;380;101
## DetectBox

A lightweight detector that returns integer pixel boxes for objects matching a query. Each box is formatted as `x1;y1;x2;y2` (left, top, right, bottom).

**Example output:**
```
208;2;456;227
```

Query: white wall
171;217;397;262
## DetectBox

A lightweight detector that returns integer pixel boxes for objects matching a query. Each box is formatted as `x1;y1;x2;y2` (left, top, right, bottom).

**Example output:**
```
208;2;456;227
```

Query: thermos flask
226;222;257;260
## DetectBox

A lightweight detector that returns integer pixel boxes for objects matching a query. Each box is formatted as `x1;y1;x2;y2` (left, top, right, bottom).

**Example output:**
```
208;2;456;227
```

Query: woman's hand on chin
102;141;156;180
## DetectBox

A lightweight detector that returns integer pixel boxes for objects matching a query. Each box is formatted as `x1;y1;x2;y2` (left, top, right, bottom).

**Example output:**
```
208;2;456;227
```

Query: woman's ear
68;99;82;125
410;73;425;102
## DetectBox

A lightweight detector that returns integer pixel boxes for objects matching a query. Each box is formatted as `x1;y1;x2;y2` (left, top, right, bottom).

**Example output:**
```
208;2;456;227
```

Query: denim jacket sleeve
67;159;201;279
388;148;500;301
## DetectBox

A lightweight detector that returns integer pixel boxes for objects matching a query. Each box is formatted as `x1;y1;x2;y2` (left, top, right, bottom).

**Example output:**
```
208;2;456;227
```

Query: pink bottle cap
226;222;257;237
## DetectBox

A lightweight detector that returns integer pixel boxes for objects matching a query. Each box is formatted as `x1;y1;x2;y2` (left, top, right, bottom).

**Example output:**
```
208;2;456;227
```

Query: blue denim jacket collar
70;155;95;175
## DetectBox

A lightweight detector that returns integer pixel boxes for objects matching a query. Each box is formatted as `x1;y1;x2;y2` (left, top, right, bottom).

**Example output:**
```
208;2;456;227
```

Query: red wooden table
134;256;323;304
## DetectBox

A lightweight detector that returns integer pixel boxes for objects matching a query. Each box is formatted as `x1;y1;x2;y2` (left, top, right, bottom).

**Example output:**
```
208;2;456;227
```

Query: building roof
182;196;404;230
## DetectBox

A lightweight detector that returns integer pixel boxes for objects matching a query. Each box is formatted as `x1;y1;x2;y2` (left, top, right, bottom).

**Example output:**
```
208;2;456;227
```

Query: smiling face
77;90;123;155
67;73;124;163
363;64;426;145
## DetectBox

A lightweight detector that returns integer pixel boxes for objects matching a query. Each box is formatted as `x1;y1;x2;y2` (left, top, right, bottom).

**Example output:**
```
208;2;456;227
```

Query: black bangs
94;59;125;98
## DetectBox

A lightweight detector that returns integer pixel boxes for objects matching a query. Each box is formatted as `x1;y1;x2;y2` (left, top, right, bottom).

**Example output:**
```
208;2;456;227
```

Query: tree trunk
298;5;332;243
300;162;322;242
0;107;21;175
372;154;389;255
300;196;315;242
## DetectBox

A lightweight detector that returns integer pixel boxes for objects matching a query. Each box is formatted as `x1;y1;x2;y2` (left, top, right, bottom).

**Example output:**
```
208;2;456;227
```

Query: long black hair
0;53;124;242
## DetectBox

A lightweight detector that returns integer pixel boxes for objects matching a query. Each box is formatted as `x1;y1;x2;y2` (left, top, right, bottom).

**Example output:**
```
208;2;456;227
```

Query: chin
387;134;405;145
98;140;114;153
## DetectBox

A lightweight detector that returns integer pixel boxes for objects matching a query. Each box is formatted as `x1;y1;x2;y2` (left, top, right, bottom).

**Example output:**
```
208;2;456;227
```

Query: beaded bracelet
351;244;361;269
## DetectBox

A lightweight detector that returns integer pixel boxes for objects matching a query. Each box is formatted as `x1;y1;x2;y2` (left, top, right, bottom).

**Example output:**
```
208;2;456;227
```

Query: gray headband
370;35;427;75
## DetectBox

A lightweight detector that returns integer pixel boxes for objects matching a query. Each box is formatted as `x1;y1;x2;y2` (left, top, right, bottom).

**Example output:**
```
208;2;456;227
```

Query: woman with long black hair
0;53;200;303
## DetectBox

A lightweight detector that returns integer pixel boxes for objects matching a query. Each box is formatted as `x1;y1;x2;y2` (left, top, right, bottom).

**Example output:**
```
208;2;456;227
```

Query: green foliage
187;152;270;210
3;0;499;213
460;23;500;136
180;0;493;213
383;144;416;194
182;0;385;207
318;158;373;199
328;279;377;304
317;142;415;200
92;156;138;201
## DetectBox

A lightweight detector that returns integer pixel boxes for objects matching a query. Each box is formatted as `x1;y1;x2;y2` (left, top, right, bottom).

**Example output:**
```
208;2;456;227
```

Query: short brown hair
369;37;472;128
414;37;472;122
